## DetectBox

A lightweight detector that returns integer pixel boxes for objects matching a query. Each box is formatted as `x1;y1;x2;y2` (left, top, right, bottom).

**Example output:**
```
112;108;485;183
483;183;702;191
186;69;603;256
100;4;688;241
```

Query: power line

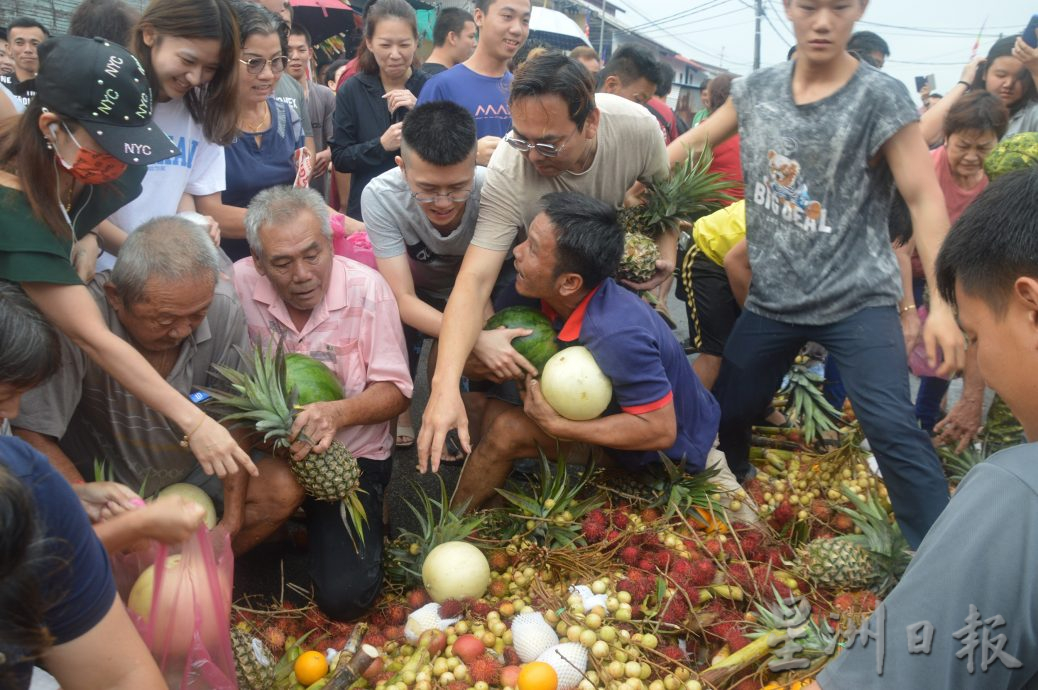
636;6;753;37
765;0;795;42
856;19;1014;38
619;0;737;33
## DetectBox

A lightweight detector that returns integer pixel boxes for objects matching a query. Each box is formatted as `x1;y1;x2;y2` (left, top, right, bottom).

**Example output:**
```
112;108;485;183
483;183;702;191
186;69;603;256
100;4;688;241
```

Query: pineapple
231;625;276;690
616;144;734;284
206;341;368;545
798;485;910;595
618;232;660;283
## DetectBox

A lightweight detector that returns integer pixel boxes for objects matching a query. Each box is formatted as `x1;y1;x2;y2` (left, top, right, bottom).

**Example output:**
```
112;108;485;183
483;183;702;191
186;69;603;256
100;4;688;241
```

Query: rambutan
487;578;509;599
367;610;389;628
470;599;493;620
687;558;718;588
502;646;521;666
744;478;767;505
640;507;662;523
406;588;430;609
726;562;755;592
362;631;387;648
611;510;630;529
586;508;608;526
487;549;513;572
581;516;607;543
832;592;857;614
637;558;655;572
654;550;674;570
437;598;465;619
832;513;855;533
385;603;408;626
619;545;640;566
659;645;685;662
722;539;743;562
641;532;661;547
770;500;795;527
737;530;764;561
468;655;502;685
659;595;689;626
617;577;651;603
810;499;834;523
263;626;286;650
858;591;878;612
704;538;723;558
670;558;693;581
712;620;750;651
383;625;405;641
605;529;623;545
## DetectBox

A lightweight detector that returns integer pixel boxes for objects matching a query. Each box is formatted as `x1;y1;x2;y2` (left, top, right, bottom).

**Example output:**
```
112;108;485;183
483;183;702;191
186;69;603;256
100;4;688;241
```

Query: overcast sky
611;0;1033;100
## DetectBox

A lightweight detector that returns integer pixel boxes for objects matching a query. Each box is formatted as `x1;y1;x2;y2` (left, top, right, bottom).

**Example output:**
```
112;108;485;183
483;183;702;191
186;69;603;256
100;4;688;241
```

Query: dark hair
786;44;797;61
851;49;883;68
542;192;623;287
320;56;348;85
929;92;943;100
474;0;501;11
709;73;734;112
0;282;61;389
654;61;675;97
132;0;241;145
973;36;1038;114
937;168;1038;314
7;17;50;37
359;0;419;75
231;0;288;53
432;7;473;47
598;44;659;89
0;462;51;688
848;31;890;57
68;0;140;46
401;101;477;165
289;22;312;46
943;91;1010;140
0;101;79;238
570;45;598;62
511;54;596;129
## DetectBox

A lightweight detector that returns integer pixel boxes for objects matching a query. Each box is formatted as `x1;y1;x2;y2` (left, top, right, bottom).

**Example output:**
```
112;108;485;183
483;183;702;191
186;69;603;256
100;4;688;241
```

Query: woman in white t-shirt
95;0;246;270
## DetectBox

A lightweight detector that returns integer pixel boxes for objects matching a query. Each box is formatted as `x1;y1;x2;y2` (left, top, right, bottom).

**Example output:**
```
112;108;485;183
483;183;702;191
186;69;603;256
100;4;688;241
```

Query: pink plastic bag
122;527;237;689
331;213;377;269
908;305;950;380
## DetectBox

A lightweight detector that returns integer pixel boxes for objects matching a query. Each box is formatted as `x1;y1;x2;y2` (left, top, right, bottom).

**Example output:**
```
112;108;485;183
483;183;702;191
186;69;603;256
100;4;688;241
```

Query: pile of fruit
227;404;915;690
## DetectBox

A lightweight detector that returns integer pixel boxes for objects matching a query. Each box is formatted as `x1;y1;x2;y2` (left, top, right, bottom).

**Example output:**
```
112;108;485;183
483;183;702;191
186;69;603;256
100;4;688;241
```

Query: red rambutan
654;550;674;570
832;513;855;533
770;500;796;527
637;558;655;572
611;510;630;529
469;655;502;685
263;626;286;650
582;516;607;543
810;499;834;523
362;631;387;649
385;603;408;626
726;562;755;592
437;598;465;619
619;545;640;566
487;549;513;572
659;595;689;625
586;508;608;526
502;646;521;666
640;507;662;523
470;600;493;620
659;644;685;662
487;579;509;599
686;558;718;588
704;538;723;558
383;625;405;641
406;588;430;610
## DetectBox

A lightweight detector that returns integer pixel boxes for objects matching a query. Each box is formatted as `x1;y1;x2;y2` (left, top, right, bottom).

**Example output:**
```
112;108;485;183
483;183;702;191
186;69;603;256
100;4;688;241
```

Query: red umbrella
290;0;357;44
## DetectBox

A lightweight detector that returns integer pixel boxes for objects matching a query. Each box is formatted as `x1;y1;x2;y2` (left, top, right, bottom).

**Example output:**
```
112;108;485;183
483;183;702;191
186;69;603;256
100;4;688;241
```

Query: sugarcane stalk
700;632;779;686
325;644;380;690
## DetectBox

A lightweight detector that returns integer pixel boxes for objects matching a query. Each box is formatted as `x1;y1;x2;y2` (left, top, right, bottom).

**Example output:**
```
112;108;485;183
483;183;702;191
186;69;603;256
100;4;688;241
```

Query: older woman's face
365;17;416;81
238;32;285;105
253;209;334;314
106;276;216;354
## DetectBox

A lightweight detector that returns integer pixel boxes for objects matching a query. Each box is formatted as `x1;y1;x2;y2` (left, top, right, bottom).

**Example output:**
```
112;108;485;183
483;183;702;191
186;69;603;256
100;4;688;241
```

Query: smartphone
914;75;927;92
1024;14;1038;49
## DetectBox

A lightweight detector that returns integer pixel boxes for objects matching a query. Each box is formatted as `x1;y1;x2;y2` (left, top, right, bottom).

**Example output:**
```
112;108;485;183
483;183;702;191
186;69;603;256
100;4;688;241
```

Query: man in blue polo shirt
451;191;747;513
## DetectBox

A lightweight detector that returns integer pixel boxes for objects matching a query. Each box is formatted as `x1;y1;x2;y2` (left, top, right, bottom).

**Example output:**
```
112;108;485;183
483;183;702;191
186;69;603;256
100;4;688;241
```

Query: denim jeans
713;306;949;548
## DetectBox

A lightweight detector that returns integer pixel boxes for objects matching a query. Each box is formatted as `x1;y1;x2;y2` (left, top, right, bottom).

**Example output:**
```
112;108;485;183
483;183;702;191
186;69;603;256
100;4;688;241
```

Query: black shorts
680;246;740;356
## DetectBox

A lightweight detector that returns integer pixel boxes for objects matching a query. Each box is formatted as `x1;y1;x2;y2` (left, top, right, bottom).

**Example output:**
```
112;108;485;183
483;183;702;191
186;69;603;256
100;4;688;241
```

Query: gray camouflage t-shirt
12;272;249;493
362;166;487;302
731;61;917;324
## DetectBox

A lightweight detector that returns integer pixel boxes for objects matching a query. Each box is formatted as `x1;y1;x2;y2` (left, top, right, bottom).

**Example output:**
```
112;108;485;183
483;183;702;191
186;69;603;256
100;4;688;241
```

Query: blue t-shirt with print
416;65;513;139
546;279;720;472
0;436;116;689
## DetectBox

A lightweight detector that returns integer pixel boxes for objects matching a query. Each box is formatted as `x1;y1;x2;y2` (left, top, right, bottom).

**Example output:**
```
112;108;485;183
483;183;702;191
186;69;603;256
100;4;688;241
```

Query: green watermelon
285;352;344;404
484;306;559;374
984;132;1038;181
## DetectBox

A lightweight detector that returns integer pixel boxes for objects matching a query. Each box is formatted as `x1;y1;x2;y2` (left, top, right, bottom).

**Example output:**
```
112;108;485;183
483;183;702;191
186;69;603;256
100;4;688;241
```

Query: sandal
439;430;467;466
395;423;416;449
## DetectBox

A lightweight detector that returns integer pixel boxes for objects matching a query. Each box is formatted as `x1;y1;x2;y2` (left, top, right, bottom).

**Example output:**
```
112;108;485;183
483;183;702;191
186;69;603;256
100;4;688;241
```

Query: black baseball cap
34;36;179;166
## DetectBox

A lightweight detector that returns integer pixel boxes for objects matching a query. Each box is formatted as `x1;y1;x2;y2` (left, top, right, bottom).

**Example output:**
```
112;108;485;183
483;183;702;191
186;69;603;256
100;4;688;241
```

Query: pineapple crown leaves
203;340;300;447
834;484;911;595
643;452;723;520
748;590;840;657
626;142;737;238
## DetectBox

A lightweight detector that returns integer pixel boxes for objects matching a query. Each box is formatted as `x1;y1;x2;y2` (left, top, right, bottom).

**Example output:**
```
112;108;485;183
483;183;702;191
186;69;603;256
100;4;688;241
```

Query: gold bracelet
900;304;917;315
179;415;207;448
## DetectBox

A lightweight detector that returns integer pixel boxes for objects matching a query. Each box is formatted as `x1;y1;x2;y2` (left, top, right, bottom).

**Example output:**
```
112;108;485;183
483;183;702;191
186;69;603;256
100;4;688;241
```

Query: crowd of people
1;0;1038;687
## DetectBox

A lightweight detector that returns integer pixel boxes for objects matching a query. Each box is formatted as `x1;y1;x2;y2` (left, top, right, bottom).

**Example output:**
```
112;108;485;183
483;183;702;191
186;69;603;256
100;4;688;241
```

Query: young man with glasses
416;53;670;470
363;103;524;456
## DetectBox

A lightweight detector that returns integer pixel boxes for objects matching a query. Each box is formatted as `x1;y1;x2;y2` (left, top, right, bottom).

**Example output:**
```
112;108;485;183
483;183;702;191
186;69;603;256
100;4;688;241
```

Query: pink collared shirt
233;255;413;461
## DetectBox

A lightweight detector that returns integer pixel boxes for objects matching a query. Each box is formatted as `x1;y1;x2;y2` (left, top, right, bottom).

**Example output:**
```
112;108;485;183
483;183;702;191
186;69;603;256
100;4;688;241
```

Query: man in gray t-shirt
665;3;962;549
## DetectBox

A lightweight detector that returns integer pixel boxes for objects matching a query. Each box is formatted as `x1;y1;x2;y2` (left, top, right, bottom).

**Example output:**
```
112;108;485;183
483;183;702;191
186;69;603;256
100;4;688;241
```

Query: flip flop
439;430;467;466
395;423;416;449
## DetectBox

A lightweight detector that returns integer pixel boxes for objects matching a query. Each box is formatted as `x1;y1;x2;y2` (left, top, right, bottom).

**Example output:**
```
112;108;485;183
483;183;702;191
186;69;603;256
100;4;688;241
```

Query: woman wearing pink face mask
0;36;258;484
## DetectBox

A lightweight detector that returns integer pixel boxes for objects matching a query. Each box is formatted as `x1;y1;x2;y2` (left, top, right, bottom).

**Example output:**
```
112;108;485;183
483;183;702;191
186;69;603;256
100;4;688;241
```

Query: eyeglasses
503;128;578;158
239;55;289;74
410;189;473;204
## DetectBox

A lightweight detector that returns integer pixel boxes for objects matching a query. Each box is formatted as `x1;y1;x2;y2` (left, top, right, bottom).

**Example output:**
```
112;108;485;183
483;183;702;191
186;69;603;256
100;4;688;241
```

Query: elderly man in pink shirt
234;185;412;621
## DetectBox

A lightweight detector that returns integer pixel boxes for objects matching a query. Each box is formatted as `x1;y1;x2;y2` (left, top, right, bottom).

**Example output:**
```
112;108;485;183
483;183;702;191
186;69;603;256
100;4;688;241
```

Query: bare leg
232;456;305;555
451;400;568;511
692;353;723;390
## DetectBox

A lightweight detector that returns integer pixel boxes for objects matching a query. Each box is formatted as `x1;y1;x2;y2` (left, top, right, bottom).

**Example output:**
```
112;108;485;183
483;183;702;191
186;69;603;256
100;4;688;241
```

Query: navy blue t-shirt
416;65;514;139
223;97;305;260
0;436;116;689
546;279;720;472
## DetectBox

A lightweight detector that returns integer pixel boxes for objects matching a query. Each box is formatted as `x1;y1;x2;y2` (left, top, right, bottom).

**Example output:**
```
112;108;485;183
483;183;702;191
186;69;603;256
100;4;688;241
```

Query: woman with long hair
330;0;427;219
972;35;1038;135
94;0;244;269
0;36;255;483
0;281;170;690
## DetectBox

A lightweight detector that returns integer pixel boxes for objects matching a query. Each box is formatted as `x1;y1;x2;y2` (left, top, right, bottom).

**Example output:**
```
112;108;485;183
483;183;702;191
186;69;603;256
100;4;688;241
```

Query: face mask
55;122;128;185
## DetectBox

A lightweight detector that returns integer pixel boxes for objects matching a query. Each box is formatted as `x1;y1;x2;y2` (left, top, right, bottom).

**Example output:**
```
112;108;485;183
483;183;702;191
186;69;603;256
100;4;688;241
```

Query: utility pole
598;0;606;56
753;0;762;70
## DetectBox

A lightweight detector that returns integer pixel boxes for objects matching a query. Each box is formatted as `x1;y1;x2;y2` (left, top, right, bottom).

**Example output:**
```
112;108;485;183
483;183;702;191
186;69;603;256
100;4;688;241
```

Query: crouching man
452;192;751;517
12;217;301;544
235;186;412;620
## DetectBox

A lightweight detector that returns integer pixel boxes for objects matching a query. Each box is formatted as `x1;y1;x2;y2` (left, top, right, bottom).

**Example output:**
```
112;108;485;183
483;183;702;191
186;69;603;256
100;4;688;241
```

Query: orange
518;661;558;690
294;650;329;686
